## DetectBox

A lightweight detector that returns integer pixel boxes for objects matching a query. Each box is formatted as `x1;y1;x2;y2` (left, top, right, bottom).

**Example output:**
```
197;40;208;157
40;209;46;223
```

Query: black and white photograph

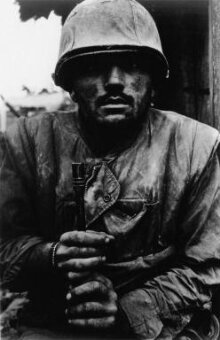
1;0;220;339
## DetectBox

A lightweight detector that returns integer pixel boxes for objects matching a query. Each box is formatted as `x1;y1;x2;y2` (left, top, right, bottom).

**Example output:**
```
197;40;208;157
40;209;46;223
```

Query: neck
78;110;148;157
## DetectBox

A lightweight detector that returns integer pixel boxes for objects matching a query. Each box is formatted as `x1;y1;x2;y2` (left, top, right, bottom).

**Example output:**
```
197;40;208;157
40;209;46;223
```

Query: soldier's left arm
118;126;220;339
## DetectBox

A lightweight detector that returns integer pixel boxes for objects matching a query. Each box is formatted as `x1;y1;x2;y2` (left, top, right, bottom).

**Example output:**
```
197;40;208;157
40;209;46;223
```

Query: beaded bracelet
50;241;60;269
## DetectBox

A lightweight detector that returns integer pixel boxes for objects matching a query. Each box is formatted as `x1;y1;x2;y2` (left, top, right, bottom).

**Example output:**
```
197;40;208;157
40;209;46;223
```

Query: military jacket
1;108;220;332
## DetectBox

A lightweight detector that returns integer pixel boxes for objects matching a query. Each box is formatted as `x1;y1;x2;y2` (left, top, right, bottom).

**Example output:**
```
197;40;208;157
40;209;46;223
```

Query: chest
50;146;187;260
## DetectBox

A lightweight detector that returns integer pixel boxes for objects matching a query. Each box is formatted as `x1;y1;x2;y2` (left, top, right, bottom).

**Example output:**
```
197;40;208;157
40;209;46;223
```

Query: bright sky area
0;0;62;98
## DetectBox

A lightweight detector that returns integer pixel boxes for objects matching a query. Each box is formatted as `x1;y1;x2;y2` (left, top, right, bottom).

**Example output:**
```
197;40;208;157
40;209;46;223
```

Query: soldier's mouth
102;103;129;109
103;96;128;105
100;96;131;112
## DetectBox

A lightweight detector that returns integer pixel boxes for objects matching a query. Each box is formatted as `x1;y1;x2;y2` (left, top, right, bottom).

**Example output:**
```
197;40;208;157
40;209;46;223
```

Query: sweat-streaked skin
70;53;153;154
71;54;153;125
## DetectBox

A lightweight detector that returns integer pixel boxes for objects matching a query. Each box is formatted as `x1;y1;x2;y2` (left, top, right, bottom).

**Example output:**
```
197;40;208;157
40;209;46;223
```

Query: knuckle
105;302;117;314
97;231;108;237
110;304;118;314
111;291;118;301
107;316;116;326
80;247;89;255
89;257;102;266
73;261;82;270
107;280;113;289
60;232;69;242
72;231;84;243
91;318;100;328
91;281;100;291
93;303;101;312
66;272;71;279
99;282;107;293
83;303;89;313
71;287;79;297
67;246;75;256
72;230;79;241
74;261;83;270
89;247;99;255
86;230;100;237
67;271;81;280
90;257;98;266
100;285;108;295
72;247;81;256
76;304;84;313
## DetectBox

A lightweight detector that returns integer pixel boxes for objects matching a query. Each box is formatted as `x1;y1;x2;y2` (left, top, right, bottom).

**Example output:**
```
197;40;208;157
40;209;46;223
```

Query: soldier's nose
105;65;124;91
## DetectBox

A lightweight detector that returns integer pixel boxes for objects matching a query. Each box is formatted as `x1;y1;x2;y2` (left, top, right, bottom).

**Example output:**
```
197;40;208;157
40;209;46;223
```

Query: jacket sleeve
0;118;51;290
119;126;220;339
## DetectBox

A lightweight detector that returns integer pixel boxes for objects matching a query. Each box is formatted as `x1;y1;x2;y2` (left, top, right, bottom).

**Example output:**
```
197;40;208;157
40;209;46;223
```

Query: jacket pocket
102;196;160;261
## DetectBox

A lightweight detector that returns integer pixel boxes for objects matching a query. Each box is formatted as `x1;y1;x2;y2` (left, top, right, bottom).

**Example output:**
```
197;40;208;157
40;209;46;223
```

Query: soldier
1;0;220;339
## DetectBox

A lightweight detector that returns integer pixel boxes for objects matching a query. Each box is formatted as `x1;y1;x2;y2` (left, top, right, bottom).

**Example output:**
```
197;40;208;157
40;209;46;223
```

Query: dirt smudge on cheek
83;78;104;102
130;74;151;94
83;85;97;100
132;75;143;91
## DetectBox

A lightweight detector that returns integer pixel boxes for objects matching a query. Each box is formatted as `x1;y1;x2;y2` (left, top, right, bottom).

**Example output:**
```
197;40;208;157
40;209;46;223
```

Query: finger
67;283;117;305
86;230;115;241
66;271;91;282
55;243;68;258
59;246;103;259
60;231;114;247
67;301;117;317
67;273;117;298
69;281;109;301
68;316;116;329
58;256;106;271
89;273;113;290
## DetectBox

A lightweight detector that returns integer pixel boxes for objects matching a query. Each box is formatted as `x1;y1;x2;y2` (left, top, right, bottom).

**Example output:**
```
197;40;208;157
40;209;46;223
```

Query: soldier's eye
121;60;139;73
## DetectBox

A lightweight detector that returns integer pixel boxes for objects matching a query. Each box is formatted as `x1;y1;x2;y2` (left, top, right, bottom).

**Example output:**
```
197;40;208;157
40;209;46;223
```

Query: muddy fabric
1;108;220;338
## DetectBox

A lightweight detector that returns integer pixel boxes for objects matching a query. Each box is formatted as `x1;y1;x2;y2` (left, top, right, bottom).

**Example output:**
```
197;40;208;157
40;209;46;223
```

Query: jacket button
103;194;111;202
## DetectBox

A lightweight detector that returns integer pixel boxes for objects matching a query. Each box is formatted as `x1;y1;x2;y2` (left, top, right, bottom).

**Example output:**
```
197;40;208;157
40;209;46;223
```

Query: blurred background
0;0;73;132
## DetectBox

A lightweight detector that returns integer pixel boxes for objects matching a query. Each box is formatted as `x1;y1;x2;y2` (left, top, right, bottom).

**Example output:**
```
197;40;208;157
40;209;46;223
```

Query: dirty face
70;53;153;128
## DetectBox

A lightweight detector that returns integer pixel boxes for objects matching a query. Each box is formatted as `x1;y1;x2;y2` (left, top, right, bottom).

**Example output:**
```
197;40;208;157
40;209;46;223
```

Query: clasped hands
55;230;118;329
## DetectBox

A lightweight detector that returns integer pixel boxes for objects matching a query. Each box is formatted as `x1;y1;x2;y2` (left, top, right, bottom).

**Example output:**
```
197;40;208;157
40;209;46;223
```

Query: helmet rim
54;45;169;90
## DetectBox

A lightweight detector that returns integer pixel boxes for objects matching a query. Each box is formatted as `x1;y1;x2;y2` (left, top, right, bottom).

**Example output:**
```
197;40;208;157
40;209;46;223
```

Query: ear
151;88;156;101
69;89;77;102
150;88;156;107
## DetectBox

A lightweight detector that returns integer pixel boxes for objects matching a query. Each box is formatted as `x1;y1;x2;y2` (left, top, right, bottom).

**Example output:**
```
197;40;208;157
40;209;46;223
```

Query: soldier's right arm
0;118;113;291
0;118;45;290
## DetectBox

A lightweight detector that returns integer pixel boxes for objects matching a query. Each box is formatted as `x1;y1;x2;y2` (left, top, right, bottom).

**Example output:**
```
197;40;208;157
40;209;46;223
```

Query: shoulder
2;110;79;172
23;110;78;136
5;110;79;145
150;108;220;175
150;108;220;149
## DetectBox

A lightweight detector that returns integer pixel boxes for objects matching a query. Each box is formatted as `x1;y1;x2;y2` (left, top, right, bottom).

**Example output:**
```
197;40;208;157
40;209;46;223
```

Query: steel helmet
54;0;169;90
